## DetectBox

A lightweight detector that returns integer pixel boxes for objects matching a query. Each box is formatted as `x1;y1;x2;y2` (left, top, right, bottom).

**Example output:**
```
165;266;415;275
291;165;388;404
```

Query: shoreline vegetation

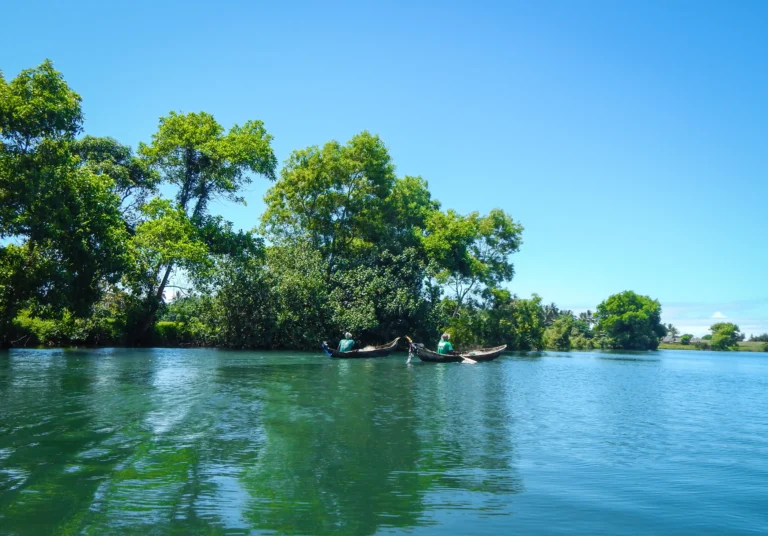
658;341;767;352
1;61;763;355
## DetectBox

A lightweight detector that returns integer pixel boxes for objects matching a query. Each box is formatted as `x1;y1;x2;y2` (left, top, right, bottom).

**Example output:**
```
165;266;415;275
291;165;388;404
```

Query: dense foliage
594;291;666;350
2;61;686;353
708;323;742;351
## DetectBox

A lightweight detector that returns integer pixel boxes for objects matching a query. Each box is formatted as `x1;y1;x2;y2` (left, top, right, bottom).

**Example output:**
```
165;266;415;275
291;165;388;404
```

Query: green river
1;348;767;534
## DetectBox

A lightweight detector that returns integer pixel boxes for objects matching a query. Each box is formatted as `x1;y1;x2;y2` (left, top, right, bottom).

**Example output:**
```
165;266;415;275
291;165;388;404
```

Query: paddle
405;336;414;364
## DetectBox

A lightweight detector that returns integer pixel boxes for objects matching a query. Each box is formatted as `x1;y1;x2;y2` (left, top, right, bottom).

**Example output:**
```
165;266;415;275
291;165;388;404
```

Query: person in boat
338;332;355;352
437;333;454;354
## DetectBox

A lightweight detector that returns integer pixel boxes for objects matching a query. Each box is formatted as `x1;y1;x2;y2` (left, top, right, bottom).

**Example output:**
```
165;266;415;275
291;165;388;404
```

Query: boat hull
322;338;400;359
415;345;507;363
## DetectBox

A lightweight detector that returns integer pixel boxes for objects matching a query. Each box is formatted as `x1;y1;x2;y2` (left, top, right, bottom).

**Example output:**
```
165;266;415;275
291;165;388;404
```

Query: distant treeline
0;61;738;353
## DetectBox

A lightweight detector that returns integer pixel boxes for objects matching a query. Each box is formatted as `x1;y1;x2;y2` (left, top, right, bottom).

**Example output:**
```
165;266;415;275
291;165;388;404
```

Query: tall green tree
265;239;334;348
330;248;441;345
424;208;523;314
665;323;679;338
578;310;595;327
594;291;666;350
445;290;544;351
260;133;442;344
0;61;128;345
544;314;574;350
261;131;397;273
382;175;440;251
709;322;741;351
131;111;276;338
72;135;159;226
541;303;562;326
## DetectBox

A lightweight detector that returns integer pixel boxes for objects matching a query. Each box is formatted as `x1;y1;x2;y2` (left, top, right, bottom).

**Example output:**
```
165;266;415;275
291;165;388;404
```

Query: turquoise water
1;348;767;534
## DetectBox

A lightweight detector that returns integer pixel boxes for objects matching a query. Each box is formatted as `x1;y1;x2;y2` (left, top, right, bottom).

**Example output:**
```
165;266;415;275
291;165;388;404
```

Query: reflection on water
1;348;768;534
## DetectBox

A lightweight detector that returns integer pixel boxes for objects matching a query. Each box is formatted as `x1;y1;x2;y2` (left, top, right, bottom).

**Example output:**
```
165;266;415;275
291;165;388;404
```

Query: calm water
1;348;768;535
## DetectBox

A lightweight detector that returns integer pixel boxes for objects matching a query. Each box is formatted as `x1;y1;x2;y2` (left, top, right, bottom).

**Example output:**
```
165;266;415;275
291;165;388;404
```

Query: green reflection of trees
239;360;427;535
1;351;523;534
412;363;523;514
240;359;522;535
80;351;228;535
0;350;153;534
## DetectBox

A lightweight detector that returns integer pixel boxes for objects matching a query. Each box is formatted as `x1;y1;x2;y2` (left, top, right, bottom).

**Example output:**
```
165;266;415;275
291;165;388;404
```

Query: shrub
571;334;595;350
153;321;190;346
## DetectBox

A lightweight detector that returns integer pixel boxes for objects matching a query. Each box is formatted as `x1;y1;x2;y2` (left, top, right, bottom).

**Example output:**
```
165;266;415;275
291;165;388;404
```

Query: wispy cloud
662;299;768;337
557;297;768;337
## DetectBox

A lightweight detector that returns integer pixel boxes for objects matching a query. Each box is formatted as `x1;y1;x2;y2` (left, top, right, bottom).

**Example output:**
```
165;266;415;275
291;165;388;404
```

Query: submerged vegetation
0;61;748;353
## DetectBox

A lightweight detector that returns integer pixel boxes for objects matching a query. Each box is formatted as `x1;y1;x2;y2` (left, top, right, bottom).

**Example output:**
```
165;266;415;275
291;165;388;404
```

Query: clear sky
3;0;767;336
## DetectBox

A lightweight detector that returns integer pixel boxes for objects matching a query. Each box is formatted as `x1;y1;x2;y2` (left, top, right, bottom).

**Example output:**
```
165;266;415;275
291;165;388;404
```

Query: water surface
1;348;767;534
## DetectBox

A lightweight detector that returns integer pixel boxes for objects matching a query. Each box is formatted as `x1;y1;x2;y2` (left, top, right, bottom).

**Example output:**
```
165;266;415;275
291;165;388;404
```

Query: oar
405;336;413;364
460;354;477;364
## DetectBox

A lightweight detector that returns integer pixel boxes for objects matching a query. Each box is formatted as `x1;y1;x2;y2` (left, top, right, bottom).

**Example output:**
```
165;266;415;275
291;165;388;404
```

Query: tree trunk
135;264;174;343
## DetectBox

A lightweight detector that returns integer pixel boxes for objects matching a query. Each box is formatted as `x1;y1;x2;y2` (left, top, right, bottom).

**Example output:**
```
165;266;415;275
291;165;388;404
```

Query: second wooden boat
413;344;507;363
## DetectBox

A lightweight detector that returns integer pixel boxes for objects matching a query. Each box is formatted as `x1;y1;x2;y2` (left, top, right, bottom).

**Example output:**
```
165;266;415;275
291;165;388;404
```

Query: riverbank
658;341;768;352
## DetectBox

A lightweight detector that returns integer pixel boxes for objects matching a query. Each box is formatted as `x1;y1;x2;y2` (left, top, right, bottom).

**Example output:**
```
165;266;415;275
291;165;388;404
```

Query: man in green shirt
338;332;355;352
437;333;453;354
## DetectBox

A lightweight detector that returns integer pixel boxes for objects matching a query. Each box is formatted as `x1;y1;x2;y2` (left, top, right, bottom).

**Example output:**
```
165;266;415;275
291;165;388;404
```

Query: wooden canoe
414;344;507;363
322;337;400;359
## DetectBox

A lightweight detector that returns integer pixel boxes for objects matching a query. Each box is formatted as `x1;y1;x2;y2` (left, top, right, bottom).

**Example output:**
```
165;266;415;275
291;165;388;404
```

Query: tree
665;323;679;337
131;111;276;338
578;310;595;327
680;334;693;345
0;61;128;345
541;303;561;326
261;131;396;274
750;333;768;342
446;290;544;351
72;135;159;226
424;208;523;314
381;175;440;252
594;291;666;350
709;323;741;351
544;315;574;351
265;239;335;349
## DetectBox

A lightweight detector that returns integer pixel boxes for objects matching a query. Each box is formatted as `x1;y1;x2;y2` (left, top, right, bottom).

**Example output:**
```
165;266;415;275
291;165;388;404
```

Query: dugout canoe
321;338;400;358
413;344;507;363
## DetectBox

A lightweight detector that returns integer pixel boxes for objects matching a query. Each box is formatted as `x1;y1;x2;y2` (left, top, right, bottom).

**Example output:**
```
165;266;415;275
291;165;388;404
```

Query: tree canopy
127;111;278;339
0;61;128;344
594;291;666;350
3;60;692;355
709;323;741;351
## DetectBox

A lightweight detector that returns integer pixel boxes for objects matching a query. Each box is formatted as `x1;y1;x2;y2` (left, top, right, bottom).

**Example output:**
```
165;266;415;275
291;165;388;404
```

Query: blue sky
3;0;767;336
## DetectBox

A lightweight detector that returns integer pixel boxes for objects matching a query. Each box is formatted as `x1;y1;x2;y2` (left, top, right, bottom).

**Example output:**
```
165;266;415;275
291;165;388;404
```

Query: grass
658;341;768;352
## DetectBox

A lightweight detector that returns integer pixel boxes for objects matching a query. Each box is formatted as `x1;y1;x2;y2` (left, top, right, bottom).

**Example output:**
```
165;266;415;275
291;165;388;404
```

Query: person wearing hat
338;332;355;352
437;333;453;354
